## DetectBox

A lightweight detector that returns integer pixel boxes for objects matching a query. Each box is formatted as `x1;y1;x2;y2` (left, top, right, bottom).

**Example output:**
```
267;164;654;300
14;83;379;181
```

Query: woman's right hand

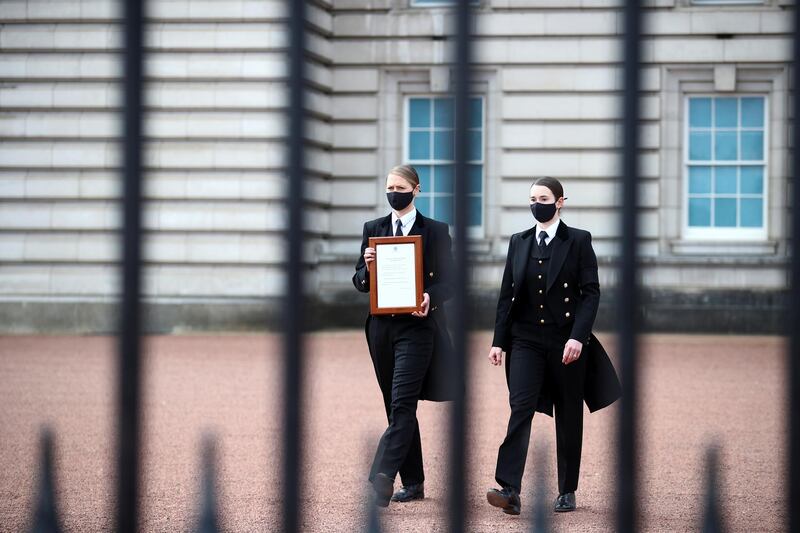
363;247;376;271
488;346;504;366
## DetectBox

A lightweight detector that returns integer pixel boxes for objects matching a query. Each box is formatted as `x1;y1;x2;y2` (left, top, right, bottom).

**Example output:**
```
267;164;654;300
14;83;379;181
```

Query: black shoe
372;473;394;508
487;486;521;516
391;482;425;502
554;492;576;512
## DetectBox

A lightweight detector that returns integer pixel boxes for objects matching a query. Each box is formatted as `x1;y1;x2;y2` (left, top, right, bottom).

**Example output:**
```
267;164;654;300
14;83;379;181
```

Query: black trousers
367;314;435;486
495;323;587;495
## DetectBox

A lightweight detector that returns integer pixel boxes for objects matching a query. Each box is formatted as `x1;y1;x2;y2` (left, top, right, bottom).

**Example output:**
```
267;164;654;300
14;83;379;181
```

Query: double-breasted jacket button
511;297;515;302
537;274;542;279
539;319;545;324
539;304;544;309
511;282;514;287
538;260;543;265
429;272;434;277
564;297;569;303
565;312;570;317
538;289;543;294
361;280;366;285
563;282;568;288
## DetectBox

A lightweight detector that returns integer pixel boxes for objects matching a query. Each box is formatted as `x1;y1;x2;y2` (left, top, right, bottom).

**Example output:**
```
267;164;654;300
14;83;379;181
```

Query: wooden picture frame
368;235;424;315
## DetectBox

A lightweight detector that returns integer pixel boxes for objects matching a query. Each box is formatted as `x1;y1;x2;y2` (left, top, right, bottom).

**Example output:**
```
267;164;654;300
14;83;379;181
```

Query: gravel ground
0;332;787;532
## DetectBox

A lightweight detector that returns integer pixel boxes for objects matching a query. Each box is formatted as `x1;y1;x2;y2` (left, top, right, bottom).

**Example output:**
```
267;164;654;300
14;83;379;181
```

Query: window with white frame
406;96;484;228
684;95;767;239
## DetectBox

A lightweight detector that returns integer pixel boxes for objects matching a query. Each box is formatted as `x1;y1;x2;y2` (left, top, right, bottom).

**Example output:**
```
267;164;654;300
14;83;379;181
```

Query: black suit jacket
492;221;621;416
353;212;456;401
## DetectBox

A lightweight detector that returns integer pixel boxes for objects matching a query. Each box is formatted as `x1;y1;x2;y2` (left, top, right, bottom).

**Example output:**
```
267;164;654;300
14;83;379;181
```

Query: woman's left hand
412;293;430;318
562;339;583;365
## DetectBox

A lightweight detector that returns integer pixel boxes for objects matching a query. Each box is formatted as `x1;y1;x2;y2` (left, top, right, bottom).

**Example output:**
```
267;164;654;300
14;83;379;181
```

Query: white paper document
376;242;417;309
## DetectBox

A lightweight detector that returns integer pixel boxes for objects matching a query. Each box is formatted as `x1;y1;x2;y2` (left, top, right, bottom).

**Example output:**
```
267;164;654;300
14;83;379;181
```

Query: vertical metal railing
116;0;146;531
282;0;307;532
617;1;642;532
447;1;473;532
789;4;800;531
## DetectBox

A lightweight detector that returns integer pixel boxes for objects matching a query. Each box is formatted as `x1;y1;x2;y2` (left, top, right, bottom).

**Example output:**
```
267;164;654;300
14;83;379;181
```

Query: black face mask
387;191;415;211
531;202;557;224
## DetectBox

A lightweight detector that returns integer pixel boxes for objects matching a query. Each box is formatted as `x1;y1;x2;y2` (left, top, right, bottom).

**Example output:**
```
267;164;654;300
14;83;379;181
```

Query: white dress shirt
535;218;561;246
392;208;417;236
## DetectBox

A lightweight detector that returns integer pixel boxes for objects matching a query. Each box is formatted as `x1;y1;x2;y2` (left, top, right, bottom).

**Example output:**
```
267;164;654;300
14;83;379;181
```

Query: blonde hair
388;165;420;188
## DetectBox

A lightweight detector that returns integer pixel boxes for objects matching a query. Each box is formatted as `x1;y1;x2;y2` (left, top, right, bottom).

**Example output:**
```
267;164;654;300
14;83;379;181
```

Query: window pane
469;98;483;128
468;130;482;161
415;195;431;217
416;165;432;191
689;166;712;194
434;164;454;193
468;196;482;226
714;167;737;194
689;198;711;227
740;131;763;160
714;131;737;160
433;130;454;159
467;165;483;194
434;99;453;128
740;198;763;228
689;98;712;128
689;132;712;160
740;166;763;194
714;198;737;227
741;97;764;128
409;131;430;159
409;99;430;128
714;98;738;128
434;195;454;225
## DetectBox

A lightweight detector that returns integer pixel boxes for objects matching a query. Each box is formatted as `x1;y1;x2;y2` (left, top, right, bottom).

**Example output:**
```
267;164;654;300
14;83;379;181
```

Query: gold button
539;289;543;294
539;304;544;309
429;272;434;277
563;283;568;288
565;312;570;317
564;297;569;303
540;319;545;324
538;274;542;279
538;260;543;265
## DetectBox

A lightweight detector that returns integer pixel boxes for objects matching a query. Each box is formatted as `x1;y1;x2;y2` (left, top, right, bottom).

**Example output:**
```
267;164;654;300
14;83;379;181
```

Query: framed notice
368;235;424;315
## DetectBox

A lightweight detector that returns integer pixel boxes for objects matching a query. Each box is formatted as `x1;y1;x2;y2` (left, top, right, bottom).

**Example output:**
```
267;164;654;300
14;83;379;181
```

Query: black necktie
395;219;403;236
538;230;547;249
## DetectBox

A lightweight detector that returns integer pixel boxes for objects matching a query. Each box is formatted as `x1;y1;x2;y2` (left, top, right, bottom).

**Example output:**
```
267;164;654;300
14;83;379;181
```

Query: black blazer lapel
546;221;573;293
377;213;393;237
407;212;429;256
513;229;535;295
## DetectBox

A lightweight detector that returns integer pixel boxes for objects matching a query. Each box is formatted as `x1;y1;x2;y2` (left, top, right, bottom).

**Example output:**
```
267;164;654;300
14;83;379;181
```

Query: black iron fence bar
116;0;146;531
617;1;642;532
789;5;800;531
448;1;473;531
282;0;307;532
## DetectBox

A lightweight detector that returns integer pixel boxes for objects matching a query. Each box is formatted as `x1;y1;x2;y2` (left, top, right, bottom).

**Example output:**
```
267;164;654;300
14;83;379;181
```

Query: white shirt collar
535;218;560;245
392;208;417;234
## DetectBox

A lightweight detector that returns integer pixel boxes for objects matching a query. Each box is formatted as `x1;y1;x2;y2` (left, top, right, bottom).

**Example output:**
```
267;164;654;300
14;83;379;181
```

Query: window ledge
669;239;778;256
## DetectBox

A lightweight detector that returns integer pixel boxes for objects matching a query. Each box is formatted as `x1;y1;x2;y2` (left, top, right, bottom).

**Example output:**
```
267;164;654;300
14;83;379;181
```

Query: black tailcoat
353;212;456;401
492;221;621;416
